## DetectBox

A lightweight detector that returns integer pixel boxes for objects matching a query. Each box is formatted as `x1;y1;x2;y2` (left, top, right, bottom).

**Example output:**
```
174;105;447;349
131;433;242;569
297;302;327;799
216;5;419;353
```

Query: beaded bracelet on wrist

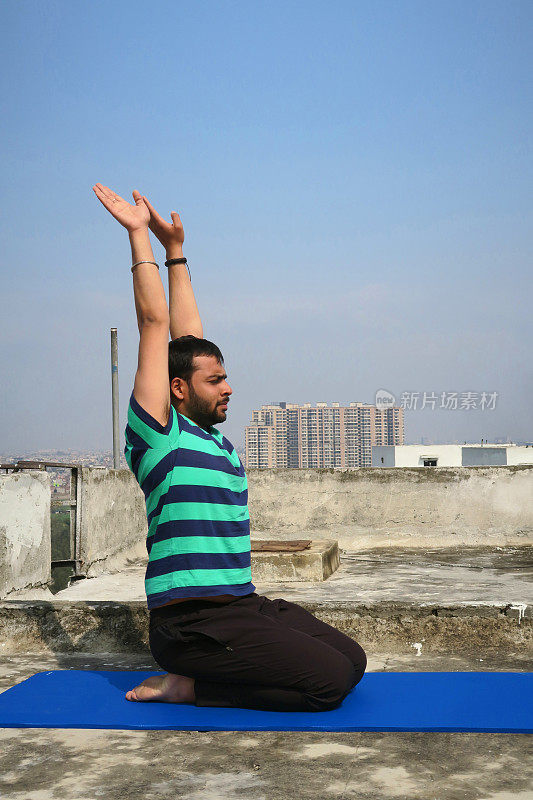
165;257;191;282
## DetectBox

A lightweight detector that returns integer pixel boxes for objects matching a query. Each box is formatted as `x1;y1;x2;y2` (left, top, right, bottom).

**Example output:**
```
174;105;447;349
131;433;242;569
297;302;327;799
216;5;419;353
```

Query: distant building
245;401;403;469
372;444;533;467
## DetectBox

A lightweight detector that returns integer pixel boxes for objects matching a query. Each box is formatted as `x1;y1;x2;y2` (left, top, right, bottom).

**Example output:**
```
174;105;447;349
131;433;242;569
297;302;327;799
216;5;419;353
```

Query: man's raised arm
92;184;170;428
142;196;203;340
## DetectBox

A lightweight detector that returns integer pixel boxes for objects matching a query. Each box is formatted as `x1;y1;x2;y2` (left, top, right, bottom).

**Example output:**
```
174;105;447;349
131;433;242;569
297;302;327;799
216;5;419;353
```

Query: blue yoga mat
0;671;531;732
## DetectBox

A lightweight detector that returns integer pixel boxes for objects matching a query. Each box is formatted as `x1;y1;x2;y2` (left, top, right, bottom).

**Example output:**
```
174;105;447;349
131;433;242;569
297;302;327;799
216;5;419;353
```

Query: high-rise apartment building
245;401;404;469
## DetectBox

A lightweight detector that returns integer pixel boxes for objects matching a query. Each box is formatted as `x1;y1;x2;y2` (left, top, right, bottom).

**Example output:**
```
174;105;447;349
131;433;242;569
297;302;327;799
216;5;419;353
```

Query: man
93;183;367;711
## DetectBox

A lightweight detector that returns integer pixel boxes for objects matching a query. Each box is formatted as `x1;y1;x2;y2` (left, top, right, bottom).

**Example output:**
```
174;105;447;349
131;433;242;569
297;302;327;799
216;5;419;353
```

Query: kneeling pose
93;183;367;711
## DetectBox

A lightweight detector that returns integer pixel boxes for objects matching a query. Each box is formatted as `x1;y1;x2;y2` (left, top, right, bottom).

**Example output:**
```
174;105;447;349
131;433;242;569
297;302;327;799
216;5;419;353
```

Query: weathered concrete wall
79;466;533;562
0;472;51;598
79;468;147;577
5;466;531;596
246;467;533;549
0;599;529;655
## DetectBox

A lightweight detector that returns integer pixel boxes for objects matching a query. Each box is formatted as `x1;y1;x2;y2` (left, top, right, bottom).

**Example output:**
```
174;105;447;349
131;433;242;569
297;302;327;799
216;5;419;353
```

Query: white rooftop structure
372;444;533;468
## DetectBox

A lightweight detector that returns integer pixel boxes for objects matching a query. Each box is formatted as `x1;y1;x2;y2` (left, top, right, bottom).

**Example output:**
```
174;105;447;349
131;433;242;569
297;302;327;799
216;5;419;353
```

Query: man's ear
170;377;186;400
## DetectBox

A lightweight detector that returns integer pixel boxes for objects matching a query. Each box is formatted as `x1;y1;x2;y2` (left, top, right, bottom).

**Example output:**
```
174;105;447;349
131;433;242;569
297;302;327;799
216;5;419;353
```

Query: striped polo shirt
124;391;255;610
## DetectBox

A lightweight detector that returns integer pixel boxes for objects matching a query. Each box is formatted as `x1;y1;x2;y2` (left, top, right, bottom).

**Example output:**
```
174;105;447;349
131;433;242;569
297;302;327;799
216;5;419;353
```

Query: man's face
177;355;232;429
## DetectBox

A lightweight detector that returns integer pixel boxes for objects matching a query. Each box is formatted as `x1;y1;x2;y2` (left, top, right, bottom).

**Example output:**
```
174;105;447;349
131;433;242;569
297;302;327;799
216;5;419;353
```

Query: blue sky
1;0;532;451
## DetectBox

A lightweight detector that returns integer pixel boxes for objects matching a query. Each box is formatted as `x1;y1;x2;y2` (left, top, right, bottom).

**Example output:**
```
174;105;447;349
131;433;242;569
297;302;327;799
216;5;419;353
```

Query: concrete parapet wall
3;466;532;598
0;600;530;656
79;468;147;577
78;466;533;569
246;466;533;549
0;472;51;598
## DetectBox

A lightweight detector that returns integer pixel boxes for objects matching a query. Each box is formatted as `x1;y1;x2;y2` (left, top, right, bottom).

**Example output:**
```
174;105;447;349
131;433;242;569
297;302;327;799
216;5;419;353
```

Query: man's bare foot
125;672;195;703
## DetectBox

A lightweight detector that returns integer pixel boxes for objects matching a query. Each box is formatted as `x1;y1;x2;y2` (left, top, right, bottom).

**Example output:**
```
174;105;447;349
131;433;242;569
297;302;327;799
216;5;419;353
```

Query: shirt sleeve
124;391;180;476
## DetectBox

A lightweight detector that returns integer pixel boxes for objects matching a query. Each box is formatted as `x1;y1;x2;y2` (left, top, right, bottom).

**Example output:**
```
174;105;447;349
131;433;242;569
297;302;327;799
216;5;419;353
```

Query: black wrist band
165;257;191;283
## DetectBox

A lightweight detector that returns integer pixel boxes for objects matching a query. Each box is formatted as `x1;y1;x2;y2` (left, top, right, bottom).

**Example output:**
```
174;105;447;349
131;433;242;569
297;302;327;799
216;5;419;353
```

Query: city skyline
1;382;527;455
1;398;527;468
246;400;403;469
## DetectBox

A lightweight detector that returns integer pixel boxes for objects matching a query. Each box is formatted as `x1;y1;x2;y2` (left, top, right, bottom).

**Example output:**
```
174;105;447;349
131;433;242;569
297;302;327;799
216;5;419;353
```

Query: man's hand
93;184;150;232
142;195;185;256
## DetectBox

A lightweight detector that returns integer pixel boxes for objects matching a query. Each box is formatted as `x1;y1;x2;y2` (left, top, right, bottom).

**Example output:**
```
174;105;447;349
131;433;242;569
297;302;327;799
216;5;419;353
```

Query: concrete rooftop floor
44;545;533;607
1;649;532;800
1;546;532;799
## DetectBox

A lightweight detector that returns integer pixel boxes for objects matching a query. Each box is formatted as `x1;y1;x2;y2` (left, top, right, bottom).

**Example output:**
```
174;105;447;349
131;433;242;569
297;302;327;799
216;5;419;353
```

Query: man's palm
143;196;185;248
93;184;149;231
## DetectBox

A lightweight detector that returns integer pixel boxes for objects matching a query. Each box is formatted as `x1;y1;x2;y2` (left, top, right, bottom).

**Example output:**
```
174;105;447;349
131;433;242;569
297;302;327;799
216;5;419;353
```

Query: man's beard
187;382;222;429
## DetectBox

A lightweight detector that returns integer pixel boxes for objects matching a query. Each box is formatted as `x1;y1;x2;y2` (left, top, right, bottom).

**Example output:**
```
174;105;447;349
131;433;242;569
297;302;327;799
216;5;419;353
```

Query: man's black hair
169;335;224;385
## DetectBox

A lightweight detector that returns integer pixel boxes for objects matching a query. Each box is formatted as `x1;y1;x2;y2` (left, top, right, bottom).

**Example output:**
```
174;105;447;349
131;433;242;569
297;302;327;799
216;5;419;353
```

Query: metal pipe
111;328;120;469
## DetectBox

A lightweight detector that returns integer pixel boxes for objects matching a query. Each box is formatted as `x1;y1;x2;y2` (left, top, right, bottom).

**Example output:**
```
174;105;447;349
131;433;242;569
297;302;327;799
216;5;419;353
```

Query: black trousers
149;592;367;712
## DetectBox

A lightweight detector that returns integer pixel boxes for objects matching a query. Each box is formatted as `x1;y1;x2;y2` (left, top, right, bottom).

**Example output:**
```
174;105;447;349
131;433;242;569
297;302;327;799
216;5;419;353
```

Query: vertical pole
111;327;120;469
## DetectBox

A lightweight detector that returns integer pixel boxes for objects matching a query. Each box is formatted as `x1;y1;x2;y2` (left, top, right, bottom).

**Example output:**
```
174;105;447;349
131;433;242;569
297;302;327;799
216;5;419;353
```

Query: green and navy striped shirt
124;391;255;610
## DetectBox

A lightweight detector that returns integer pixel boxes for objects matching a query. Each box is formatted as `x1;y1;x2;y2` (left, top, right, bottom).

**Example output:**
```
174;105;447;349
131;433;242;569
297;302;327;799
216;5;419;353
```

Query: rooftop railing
1;461;87;588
